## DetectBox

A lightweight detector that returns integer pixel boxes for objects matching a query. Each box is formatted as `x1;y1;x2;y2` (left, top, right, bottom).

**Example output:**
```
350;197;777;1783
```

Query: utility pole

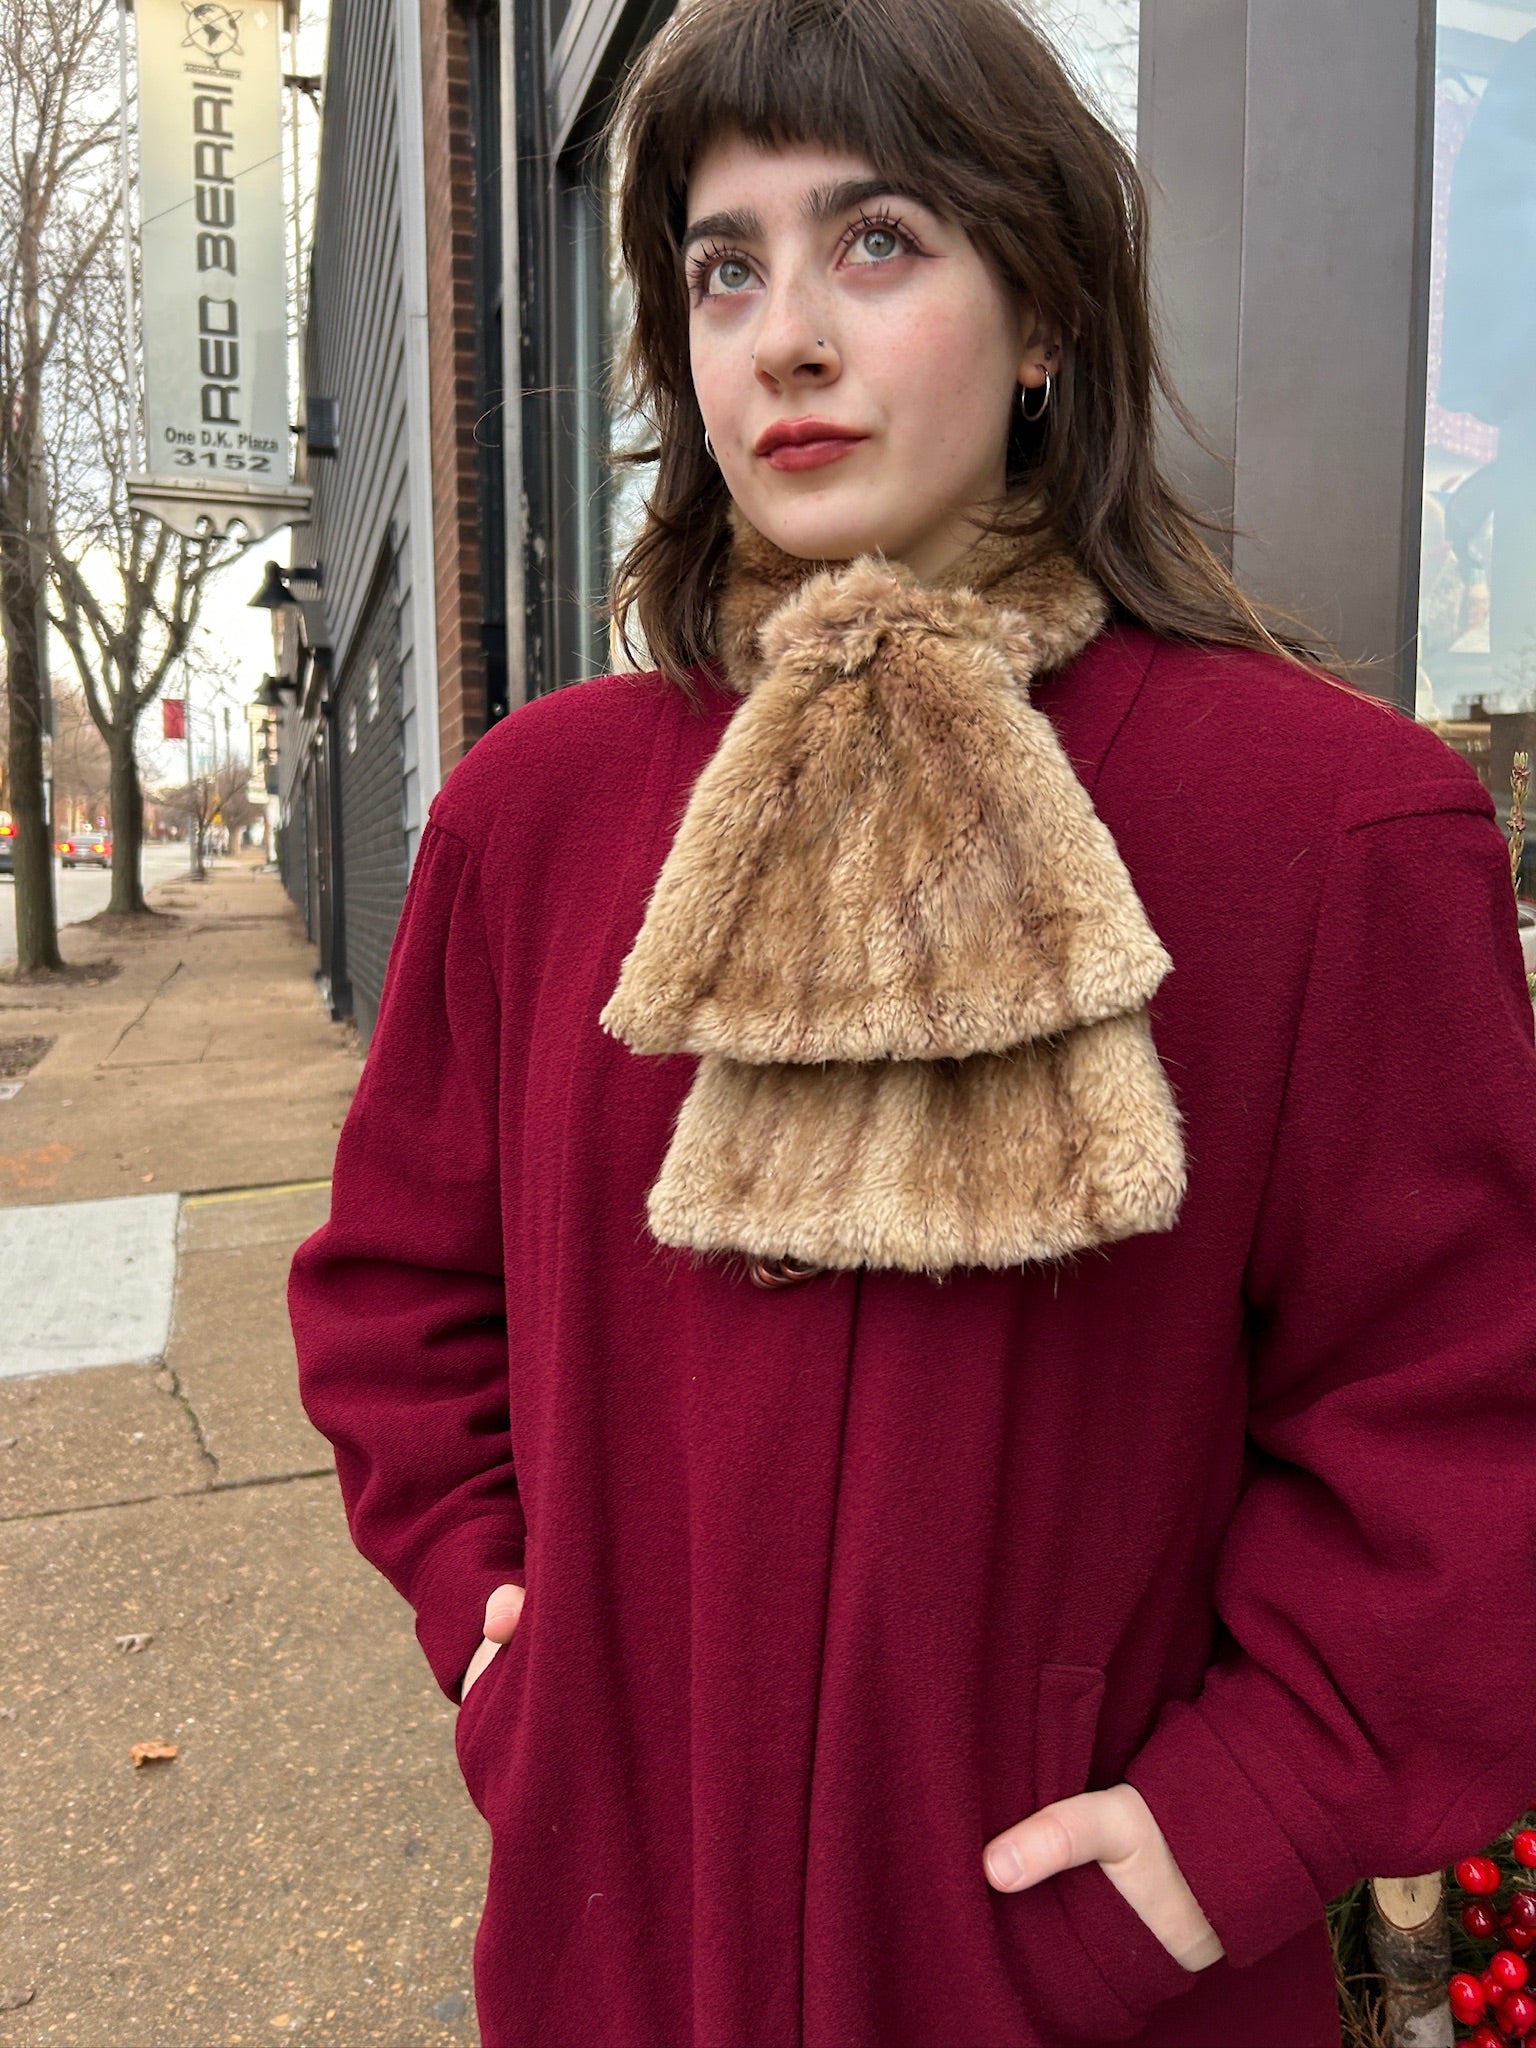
185;688;198;880
31;404;54;858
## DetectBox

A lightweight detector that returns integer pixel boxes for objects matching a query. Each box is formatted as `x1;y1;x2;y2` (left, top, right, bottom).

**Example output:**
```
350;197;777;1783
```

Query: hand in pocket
459;1582;526;1703
983;1781;1224;1971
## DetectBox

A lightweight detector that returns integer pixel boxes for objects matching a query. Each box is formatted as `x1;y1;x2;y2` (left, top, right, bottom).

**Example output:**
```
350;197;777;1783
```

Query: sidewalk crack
154;1363;219;1479
100;958;185;1065
0;1466;338;1526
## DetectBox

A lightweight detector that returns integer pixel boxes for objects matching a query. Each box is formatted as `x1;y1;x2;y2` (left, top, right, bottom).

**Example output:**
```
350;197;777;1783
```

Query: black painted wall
336;555;408;1041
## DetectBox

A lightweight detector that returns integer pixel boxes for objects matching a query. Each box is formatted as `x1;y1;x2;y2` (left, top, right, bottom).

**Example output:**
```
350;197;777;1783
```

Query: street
0;843;189;966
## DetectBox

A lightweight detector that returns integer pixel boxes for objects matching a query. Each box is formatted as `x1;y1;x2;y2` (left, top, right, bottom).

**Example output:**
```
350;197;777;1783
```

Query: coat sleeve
288;816;527;1701
1117;779;1536;1982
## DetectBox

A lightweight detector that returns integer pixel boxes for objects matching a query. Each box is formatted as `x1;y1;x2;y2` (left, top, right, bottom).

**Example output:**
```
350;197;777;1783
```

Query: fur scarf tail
601;511;1187;1275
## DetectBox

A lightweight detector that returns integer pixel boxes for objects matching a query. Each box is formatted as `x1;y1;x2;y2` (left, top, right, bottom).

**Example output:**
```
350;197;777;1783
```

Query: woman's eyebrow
681;177;934;253
684;203;765;251
811;175;933;221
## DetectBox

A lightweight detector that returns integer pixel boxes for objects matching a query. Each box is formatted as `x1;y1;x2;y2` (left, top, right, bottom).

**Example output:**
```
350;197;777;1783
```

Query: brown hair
603;0;1330;690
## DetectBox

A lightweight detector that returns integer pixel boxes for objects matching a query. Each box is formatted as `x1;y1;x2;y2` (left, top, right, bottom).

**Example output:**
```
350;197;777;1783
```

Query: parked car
0;820;14;879
56;831;112;869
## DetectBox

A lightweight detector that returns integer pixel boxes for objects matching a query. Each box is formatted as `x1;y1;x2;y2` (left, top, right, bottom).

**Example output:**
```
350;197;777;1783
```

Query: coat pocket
454;1610;529;1818
992;1662;1199;2043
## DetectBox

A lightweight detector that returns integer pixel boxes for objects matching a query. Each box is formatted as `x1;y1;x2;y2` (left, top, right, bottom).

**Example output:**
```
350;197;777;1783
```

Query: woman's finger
483;1582;526;1642
983;1785;1141;1891
460;1634;503;1702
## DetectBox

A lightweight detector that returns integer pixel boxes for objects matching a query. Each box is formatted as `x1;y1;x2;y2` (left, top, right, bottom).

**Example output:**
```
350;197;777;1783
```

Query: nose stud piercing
750;342;827;357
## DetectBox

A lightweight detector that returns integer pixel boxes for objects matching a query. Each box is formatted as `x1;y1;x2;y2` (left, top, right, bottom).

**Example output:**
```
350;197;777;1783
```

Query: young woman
289;0;1536;2042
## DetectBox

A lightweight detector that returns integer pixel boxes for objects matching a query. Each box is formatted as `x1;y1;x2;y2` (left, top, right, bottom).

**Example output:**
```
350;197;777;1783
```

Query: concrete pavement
0;861;492;2045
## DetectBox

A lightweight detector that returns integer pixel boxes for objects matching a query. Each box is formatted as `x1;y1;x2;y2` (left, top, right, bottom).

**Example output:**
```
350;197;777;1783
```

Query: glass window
1418;7;1536;723
604;150;653;675
1028;0;1140;148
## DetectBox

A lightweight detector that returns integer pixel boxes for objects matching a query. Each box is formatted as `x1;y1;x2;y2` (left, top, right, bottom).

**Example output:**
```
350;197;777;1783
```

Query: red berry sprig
1493;1953;1531;1994
1450;1828;1536;2042
1452;1973;1490;2025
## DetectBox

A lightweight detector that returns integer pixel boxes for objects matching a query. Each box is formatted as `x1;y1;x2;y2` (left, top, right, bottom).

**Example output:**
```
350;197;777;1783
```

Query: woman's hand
458;1582;526;1703
983;1783;1225;1971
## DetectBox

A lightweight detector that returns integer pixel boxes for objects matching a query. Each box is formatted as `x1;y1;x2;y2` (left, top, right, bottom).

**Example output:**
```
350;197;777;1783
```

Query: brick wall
420;0;486;772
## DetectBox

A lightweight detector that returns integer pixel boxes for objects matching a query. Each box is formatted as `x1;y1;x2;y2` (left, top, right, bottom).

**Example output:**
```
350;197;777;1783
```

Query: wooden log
1366;1874;1454;2048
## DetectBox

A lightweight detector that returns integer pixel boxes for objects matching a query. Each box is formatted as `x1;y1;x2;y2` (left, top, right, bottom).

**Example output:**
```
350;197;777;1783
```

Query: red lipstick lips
754;417;869;472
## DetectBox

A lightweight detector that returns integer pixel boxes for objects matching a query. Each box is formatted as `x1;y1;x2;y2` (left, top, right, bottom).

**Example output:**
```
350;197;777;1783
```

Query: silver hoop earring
1020;373;1053;424
703;429;718;463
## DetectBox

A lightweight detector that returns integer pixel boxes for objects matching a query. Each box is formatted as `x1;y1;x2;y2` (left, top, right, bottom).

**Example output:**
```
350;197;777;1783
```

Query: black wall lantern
248;561;324;610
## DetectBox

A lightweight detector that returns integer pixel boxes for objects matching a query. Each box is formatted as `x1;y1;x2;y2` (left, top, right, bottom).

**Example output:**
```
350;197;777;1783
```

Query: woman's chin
745;494;903;567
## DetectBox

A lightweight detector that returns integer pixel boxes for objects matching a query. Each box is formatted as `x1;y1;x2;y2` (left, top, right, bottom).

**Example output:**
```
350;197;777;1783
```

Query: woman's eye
712;257;752;293
847;224;901;263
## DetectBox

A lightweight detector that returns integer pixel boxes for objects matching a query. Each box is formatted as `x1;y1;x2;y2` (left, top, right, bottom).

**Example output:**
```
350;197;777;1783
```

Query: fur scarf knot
601;500;1187;1276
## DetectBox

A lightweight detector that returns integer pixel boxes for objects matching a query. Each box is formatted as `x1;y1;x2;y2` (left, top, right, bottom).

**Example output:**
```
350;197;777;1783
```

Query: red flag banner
162;698;186;741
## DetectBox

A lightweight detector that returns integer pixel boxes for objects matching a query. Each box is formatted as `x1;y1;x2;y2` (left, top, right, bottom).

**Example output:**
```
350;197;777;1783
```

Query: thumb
482;1582;526;1643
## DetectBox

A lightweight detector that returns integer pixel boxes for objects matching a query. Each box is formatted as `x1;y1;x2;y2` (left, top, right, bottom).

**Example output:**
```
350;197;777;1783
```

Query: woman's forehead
687;133;884;192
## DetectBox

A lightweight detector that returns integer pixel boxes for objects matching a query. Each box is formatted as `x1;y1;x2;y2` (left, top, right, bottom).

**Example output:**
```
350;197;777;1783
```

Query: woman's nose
751;278;838;386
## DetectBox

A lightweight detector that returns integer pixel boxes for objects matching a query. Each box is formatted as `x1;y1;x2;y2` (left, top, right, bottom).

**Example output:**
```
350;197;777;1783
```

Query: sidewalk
0;863;489;2045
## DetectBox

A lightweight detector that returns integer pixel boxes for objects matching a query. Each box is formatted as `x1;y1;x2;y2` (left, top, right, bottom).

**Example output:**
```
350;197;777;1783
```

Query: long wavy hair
602;0;1329;690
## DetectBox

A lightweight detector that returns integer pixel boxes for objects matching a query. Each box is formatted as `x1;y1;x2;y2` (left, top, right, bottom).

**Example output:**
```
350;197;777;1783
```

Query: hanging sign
129;0;309;538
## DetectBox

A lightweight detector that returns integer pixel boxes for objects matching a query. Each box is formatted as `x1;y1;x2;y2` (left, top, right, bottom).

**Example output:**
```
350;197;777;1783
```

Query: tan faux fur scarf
600;497;1187;1275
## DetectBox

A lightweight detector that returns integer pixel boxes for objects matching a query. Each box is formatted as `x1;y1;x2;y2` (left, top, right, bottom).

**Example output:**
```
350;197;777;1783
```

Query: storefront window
1418;5;1536;722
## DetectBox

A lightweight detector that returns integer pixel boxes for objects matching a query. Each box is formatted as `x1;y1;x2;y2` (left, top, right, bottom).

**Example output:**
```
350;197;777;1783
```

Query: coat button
748;1255;822;1290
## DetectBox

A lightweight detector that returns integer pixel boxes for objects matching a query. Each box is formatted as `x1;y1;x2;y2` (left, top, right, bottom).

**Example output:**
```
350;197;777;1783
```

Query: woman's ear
1019;316;1062;393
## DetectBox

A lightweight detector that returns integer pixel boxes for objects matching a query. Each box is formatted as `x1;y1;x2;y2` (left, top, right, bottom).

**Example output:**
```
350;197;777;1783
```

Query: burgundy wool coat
289;623;1536;2048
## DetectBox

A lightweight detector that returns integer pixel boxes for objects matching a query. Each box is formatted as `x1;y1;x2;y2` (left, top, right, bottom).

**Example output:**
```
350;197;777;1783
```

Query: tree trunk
107;719;147;914
0;537;63;974
1;145;62;974
1366;1874;1454;2048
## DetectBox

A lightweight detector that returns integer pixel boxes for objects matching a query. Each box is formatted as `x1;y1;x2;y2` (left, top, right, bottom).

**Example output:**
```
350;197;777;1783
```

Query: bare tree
45;129;250;915
159;755;254;882
3;0;255;942
0;0;116;969
50;685;113;829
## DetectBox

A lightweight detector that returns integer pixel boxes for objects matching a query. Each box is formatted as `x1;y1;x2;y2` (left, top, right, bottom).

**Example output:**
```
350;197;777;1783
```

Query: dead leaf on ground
115;1634;153;1653
130;1741;178;1767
